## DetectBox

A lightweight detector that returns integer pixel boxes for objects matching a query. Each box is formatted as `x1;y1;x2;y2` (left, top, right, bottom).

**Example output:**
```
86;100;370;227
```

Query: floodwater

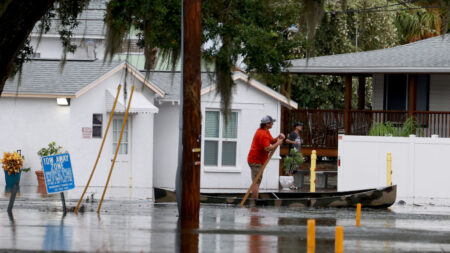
1;186;450;252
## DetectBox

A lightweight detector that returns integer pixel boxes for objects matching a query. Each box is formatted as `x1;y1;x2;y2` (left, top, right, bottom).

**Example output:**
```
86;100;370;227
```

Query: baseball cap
294;122;304;127
261;115;276;124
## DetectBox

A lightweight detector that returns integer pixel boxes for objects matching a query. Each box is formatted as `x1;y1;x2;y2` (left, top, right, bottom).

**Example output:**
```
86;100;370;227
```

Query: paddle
240;147;278;207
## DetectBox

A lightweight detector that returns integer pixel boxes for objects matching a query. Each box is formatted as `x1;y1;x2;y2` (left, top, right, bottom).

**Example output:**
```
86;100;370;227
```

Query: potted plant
1;151;25;191
281;148;303;189
36;142;66;188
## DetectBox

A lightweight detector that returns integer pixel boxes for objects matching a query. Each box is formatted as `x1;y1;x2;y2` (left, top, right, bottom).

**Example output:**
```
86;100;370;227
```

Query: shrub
282;148;303;176
1;151;24;175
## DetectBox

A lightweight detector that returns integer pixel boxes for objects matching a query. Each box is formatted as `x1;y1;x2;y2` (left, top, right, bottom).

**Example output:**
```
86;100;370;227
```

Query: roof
145;72;216;102
287;35;450;74
2;59;295;108
2;60;164;98
148;70;298;109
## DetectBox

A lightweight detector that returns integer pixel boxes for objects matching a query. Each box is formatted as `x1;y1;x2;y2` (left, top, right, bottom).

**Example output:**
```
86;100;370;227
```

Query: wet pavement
1;186;450;252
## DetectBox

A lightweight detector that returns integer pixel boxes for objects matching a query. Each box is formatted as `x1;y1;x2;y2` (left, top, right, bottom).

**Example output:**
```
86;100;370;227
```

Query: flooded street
1;187;450;252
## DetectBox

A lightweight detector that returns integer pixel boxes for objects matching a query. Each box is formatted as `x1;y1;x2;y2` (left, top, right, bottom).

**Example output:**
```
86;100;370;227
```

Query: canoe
154;185;396;208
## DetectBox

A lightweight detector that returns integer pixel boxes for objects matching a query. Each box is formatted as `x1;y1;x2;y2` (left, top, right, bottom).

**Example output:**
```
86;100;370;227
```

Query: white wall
153;79;283;191
0;70;157;191
0;98;71;186
338;134;450;200
30;37;106;60
152;102;180;189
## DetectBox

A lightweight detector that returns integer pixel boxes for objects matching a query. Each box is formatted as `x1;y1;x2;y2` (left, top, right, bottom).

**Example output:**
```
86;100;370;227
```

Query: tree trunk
0;0;55;95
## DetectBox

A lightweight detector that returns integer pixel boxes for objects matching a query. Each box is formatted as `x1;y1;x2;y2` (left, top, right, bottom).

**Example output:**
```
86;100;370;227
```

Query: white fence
338;134;450;200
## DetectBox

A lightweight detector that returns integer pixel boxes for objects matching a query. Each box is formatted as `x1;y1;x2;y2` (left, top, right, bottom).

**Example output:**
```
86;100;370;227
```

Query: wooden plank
358;76;365;110
409;74;416;118
344;75;352;134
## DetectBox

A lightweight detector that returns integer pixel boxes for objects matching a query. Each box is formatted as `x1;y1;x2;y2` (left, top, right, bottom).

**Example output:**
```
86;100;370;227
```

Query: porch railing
283;109;450;150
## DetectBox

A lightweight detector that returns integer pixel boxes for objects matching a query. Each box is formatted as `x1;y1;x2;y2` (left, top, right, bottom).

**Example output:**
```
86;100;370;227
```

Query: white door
110;117;131;187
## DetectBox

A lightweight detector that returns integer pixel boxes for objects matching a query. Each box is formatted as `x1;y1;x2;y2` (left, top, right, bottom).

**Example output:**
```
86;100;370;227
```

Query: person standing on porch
286;122;303;153
247;115;285;199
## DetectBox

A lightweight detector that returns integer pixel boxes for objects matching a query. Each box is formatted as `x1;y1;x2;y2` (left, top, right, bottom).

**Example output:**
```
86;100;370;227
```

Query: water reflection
249;208;270;253
8;212;16;249
42;217;72;251
176;218;199;253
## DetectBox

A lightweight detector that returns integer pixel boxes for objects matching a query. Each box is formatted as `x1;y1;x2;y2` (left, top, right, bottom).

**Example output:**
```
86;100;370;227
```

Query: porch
281;108;450;157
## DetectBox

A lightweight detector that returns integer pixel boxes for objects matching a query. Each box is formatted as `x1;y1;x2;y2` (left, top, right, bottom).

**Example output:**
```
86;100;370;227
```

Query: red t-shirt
247;128;274;164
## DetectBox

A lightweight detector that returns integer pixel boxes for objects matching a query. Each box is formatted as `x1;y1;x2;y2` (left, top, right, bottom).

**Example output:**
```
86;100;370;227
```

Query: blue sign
42;153;75;194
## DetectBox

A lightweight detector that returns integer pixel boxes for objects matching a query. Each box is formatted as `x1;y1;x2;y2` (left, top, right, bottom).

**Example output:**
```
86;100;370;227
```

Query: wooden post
344;75;352;134
408;74;417;118
180;0;202;223
357;76;365;110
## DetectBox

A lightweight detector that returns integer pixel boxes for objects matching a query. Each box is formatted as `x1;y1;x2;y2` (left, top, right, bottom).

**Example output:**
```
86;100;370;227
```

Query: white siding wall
371;74;384;110
152;102;180;189
152;80;283;191
0;98;71;186
429;74;450;111
200;79;281;191
0;70;156;193
30;37;106;60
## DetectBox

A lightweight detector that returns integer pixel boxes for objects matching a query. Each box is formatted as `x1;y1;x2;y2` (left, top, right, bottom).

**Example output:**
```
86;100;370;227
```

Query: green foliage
269;0;399;109
369;117;423;137
37;142;66;158
282;148;303;175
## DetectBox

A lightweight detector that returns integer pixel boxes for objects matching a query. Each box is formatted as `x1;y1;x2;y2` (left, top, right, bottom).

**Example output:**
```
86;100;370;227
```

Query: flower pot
279;175;294;190
4;170;21;193
4;170;21;186
35;170;46;187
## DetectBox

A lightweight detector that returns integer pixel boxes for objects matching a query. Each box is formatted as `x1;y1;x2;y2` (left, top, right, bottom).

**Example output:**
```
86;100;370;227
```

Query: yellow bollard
387;152;392;186
307;219;315;253
310;150;317;193
335;226;344;253
356;203;361;227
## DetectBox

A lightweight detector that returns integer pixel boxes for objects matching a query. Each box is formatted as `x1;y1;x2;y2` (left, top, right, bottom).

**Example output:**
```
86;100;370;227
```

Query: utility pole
177;0;201;224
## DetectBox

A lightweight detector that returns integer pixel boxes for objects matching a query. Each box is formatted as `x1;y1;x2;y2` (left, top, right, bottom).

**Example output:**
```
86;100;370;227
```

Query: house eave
286;67;450;75
1;93;75;98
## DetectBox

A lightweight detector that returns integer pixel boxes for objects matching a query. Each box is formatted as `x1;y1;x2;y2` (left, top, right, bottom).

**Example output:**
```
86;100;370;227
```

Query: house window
385;74;407;110
384;74;429;111
92;114;103;138
204;110;238;167
416;74;429;111
112;118;128;154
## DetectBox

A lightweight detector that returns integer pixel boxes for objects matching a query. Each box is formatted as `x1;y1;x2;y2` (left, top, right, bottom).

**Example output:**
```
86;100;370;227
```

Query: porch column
357;76;365;110
344;75;352;134
408;74;417;118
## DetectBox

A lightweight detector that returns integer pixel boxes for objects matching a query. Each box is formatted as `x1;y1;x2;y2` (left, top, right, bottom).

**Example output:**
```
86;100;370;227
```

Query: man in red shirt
247;115;285;198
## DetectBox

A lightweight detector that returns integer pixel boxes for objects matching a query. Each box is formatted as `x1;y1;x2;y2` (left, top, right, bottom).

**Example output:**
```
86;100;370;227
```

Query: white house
287;34;450;200
151;70;297;191
0;60;162;189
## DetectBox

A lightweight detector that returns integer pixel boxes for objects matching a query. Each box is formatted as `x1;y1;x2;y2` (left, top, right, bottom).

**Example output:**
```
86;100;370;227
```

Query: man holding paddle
247;115;285;199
